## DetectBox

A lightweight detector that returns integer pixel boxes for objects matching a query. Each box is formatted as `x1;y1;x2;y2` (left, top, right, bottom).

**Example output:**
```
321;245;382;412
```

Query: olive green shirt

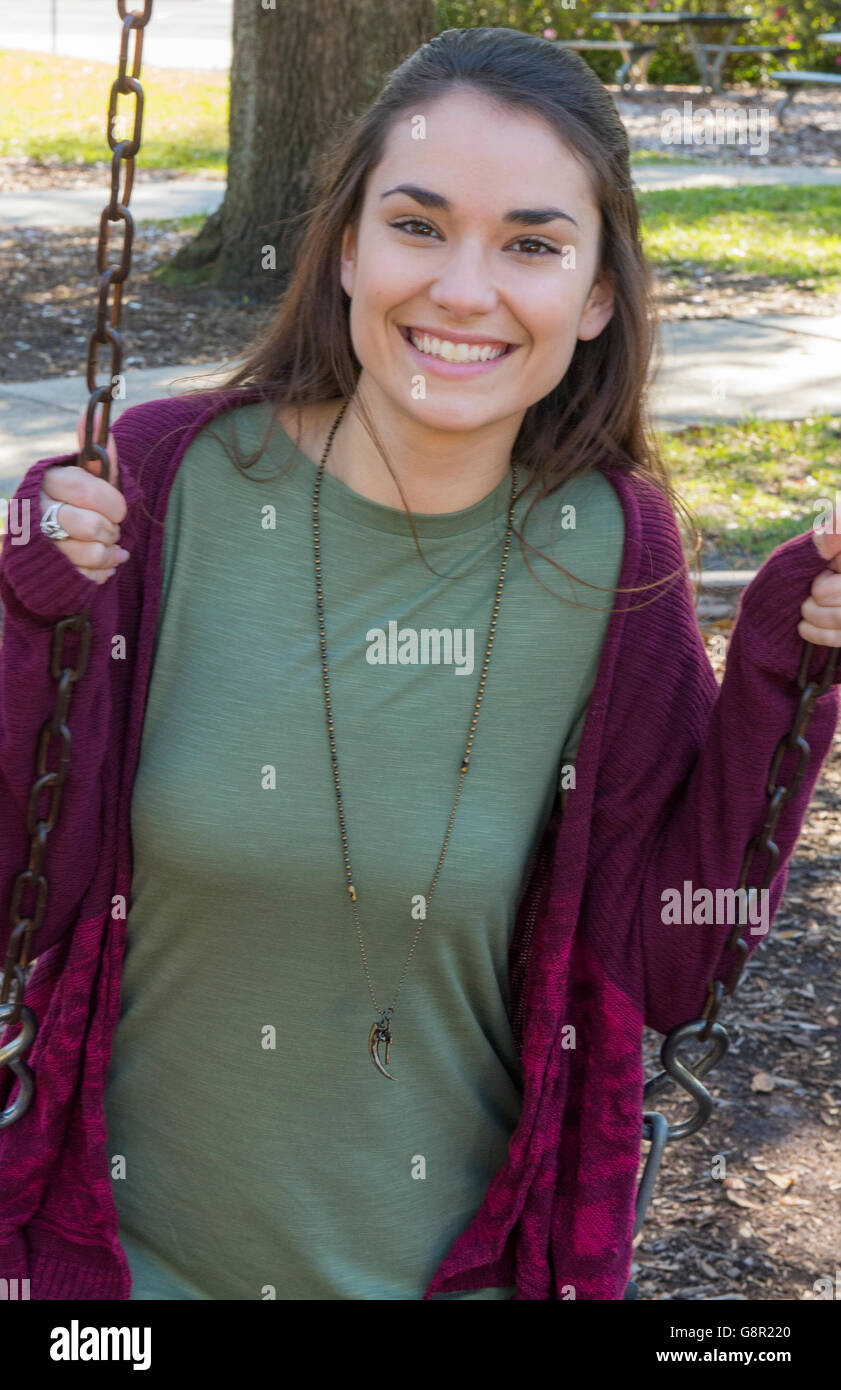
103;401;625;1299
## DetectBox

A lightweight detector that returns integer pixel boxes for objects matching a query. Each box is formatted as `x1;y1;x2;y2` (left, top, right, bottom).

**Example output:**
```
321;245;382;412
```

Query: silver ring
40;500;71;541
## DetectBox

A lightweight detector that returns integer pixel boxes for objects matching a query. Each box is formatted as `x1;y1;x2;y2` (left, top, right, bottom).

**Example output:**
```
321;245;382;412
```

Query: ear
577;274;615;343
340;222;357;299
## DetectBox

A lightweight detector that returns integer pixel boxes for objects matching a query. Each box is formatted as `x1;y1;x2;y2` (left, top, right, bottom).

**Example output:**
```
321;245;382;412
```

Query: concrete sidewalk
0;180;226;230
3;162;841;229
1;313;839;497
631;162;841;191
2;0;234;71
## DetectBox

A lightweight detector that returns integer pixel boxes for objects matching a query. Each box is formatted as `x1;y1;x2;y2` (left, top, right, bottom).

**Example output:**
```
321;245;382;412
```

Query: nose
427;237;498;320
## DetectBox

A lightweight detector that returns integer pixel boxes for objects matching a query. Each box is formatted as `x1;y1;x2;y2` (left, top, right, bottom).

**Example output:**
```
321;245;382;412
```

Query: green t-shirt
103;401;625;1299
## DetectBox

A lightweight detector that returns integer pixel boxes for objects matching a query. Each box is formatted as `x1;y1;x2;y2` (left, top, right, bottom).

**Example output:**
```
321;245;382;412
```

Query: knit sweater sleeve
582;482;840;1037
0;443;145;962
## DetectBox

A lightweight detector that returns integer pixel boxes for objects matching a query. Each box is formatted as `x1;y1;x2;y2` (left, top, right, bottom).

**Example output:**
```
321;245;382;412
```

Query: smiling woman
182;25;672;532
1;25;840;1308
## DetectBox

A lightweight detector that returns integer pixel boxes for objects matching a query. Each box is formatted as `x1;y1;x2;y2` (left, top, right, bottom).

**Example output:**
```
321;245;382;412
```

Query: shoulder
560;465;627;534
109;387;267;505
522;463;683;591
110;388;244;468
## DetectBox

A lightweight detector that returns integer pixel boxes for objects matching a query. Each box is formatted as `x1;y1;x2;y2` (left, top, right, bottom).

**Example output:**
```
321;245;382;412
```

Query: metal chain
0;0;152;1129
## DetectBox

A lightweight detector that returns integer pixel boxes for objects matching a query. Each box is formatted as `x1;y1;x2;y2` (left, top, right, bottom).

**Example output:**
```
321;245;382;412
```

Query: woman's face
340;87;615;435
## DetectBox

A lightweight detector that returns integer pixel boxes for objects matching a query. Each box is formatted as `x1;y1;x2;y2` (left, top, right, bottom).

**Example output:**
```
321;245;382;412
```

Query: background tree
171;0;436;292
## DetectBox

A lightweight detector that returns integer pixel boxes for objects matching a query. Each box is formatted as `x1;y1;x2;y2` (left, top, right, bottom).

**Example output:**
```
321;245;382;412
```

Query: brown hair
153;26;698;608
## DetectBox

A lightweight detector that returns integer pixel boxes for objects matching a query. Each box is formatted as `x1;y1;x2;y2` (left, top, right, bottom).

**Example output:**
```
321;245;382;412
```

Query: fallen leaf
751;1072;777;1092
765;1172;797;1190
725;1190;761;1210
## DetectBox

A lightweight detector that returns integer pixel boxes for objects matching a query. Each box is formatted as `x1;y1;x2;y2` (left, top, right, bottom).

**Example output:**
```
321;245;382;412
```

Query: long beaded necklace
312;401;519;1079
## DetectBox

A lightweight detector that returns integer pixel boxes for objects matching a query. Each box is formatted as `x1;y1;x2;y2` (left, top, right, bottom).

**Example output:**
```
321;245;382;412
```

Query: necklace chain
312;400;519;1075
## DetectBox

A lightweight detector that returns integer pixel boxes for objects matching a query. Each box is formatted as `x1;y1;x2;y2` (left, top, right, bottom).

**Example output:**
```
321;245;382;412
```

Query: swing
1;2;838;1302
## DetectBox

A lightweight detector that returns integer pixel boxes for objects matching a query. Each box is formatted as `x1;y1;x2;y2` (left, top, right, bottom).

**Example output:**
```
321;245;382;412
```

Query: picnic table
770;31;841;124
592;12;754;93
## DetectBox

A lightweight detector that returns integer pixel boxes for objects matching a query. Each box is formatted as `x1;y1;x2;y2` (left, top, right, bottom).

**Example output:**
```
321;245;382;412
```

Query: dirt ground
634;622;841;1302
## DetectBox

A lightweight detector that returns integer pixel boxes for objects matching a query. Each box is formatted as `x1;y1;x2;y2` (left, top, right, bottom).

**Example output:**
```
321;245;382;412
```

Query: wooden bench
694;45;798;55
769;69;841;125
551;39;659;91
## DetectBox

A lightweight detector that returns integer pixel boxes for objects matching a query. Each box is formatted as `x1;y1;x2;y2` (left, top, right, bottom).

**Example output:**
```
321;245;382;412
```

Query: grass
0;50;228;173
659;414;841;566
638;185;841;296
630;150;705;165
139;214;207;233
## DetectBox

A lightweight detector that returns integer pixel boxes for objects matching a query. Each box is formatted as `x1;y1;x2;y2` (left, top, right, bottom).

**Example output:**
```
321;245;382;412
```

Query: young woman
1;27;839;1302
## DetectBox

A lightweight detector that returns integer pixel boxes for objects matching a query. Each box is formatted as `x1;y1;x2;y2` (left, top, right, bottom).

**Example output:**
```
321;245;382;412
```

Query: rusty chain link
0;1;153;1129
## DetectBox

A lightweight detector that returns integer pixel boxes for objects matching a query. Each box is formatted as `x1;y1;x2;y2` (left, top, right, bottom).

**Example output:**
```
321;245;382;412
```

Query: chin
397;396;510;434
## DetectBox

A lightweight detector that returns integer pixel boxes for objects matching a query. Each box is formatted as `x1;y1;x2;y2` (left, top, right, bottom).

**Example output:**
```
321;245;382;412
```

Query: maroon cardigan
1;387;838;1299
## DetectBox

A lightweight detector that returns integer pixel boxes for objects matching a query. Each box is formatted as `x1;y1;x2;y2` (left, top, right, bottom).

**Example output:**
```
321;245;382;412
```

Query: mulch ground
614;81;841;166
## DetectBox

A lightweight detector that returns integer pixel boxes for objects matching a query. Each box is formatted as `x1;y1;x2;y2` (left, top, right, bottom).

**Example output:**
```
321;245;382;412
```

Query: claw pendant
368;1009;397;1080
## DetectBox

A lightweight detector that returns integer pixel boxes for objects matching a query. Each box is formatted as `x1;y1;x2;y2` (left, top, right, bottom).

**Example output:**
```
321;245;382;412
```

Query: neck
323;376;524;514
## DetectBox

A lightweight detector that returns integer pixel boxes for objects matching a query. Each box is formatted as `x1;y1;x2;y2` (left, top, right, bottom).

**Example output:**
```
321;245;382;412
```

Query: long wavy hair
145;25;699;607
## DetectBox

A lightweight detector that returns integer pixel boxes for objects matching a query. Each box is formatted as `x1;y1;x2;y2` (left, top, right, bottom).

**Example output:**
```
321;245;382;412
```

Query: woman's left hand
801;498;841;647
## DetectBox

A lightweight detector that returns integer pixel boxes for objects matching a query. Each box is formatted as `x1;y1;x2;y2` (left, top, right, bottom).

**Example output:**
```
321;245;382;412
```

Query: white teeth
407;331;508;363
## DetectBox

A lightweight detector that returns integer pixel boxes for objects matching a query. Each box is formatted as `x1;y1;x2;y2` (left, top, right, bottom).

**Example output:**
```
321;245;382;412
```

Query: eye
509;236;558;257
389;217;442;240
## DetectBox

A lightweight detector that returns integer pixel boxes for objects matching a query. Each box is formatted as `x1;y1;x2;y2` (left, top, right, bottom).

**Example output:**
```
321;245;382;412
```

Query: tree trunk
170;0;436;292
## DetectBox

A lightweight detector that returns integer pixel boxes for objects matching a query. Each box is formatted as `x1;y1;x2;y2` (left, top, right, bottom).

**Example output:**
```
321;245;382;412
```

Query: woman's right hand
38;409;131;584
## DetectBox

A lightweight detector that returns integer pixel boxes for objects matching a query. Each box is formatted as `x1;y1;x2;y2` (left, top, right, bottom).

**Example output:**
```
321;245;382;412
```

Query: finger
812;496;841;564
75;565;119;586
39;494;121;546
809;569;841;604
799;595;841;631
43;464;126;526
798;617;841;647
55;538;127;571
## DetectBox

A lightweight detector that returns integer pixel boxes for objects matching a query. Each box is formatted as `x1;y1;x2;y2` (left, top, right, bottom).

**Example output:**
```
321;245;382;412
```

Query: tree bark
170;0;436;292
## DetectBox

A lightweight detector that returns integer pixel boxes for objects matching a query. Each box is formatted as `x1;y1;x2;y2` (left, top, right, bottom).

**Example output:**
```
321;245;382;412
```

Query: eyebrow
380;183;579;229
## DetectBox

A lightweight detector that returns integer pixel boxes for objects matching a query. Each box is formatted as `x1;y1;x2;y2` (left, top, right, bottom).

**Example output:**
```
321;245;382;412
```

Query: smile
397;324;519;377
402;327;512;363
